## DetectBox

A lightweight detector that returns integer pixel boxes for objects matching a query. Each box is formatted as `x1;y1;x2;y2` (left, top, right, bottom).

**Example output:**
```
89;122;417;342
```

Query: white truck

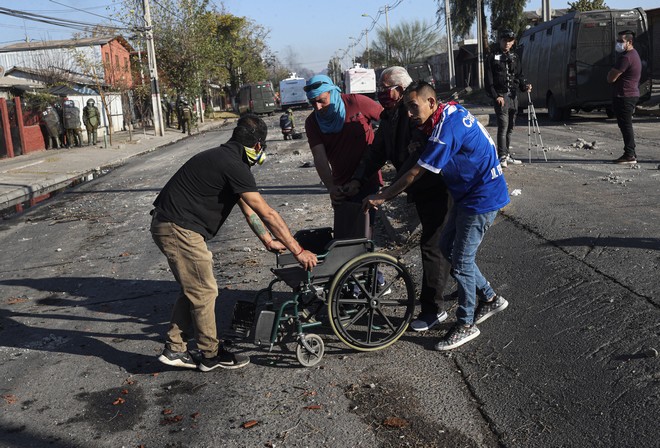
343;64;376;97
279;73;308;110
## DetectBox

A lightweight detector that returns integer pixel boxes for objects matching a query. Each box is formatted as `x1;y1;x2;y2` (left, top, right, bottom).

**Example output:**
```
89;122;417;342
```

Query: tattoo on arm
248;213;269;239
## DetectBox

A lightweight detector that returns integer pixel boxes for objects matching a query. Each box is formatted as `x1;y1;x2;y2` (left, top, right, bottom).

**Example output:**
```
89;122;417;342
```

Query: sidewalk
0;118;233;214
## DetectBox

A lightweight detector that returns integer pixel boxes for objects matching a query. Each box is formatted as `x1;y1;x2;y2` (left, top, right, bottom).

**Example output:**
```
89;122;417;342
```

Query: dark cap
499;29;515;40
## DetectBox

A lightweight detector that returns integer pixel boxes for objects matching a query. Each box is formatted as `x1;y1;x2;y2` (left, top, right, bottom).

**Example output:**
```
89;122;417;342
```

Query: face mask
377;90;398;109
615;42;626;53
244;145;266;166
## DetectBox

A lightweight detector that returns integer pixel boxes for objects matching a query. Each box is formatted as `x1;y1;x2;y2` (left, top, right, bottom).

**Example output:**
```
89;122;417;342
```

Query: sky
2;0;658;73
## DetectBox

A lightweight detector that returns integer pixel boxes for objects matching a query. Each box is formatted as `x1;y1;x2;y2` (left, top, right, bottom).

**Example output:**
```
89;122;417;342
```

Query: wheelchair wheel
326;253;415;351
296;334;324;367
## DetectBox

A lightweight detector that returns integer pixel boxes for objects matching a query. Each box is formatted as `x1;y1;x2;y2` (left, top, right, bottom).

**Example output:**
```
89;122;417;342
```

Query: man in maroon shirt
304;75;383;238
607;30;642;164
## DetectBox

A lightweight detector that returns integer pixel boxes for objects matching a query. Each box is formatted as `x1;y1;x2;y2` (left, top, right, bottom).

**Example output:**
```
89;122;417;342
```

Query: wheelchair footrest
230;300;256;338
254;310;276;345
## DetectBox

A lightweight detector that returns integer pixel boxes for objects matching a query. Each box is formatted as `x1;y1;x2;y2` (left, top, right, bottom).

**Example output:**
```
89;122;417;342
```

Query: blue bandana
305;75;345;134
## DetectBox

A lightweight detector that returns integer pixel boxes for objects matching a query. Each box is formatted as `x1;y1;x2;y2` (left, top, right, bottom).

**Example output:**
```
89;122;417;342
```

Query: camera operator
485;29;532;167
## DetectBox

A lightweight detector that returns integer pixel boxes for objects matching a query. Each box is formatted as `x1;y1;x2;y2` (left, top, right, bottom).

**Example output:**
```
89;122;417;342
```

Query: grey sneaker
158;347;198;369
474;295;509;325
434;324;480;351
199;347;250;372
410;311;448;332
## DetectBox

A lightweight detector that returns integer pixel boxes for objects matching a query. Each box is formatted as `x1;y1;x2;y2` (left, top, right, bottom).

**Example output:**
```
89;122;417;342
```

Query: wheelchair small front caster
295;334;324;367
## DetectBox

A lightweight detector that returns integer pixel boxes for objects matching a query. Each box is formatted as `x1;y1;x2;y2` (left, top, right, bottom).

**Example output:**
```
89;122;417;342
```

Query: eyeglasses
377;85;399;93
304;80;328;92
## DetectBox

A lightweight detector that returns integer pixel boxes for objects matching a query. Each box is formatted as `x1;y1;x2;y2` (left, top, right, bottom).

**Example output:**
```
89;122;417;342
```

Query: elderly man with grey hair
344;66;453;332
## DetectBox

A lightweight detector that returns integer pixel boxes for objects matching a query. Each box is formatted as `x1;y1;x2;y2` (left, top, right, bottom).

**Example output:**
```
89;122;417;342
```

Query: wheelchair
230;227;416;367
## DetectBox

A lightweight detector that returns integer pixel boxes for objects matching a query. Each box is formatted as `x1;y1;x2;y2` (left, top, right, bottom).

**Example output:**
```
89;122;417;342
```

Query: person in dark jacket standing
151;114;317;372
485;29;532;168
343;66;452;332
607;30;642;164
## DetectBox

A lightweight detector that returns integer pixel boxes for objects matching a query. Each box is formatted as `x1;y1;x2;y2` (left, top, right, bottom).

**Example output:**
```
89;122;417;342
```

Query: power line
0;6;136;34
48;0;131;26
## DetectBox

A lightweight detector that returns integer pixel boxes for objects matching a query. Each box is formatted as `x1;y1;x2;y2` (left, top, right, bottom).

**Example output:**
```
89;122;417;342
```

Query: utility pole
476;0;485;89
542;0;551;22
384;4;391;65
444;0;455;89
365;29;370;68
142;0;164;136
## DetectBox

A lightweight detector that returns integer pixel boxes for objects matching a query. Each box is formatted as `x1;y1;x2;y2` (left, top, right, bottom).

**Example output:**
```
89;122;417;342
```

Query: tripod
527;91;547;162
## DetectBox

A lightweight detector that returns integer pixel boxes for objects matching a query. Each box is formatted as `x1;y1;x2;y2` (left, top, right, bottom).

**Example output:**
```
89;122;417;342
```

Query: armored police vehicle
518;8;651;120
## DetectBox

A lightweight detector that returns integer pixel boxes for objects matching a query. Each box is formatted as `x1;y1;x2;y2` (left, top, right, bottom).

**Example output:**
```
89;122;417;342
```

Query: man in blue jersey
363;81;510;350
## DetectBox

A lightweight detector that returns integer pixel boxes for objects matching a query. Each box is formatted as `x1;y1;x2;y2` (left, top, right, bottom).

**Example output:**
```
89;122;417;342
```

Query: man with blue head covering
304;74;383;238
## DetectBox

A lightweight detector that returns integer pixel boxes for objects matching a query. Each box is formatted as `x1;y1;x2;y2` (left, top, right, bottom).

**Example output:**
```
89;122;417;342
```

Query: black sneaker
434;324;480;351
198;348;250;372
158;347;198;369
613;154;637;164
474;295;509;325
410;311;448;332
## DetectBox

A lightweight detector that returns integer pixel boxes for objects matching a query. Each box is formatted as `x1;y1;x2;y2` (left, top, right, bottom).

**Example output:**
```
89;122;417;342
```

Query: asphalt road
0;108;658;448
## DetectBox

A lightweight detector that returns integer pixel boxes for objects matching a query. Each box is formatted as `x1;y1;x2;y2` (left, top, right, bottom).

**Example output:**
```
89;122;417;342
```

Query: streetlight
362;10;390;66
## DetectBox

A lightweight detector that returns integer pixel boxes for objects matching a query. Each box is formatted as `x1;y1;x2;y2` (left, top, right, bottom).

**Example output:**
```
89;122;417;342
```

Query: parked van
238;81;277;115
519;8;652;120
406;62;436;89
279;74;308;110
344;64;376;97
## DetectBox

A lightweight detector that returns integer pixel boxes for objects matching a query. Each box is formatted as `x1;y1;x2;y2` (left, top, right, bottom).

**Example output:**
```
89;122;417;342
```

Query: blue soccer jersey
418;104;510;214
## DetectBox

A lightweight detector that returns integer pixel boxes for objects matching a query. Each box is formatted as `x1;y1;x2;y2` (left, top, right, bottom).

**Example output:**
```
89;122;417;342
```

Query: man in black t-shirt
151;114;317;372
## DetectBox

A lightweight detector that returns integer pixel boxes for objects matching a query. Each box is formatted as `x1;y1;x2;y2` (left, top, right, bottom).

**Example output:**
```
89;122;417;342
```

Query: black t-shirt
153;141;258;240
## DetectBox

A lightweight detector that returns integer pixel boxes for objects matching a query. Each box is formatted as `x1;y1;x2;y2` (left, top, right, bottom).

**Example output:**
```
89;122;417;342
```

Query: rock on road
0;108;658;447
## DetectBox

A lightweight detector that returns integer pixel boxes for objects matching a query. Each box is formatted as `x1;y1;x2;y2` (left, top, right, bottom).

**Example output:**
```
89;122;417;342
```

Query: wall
101;40;133;88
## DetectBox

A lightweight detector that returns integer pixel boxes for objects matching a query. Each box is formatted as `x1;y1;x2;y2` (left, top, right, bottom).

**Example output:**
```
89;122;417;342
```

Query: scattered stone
641;348;658;358
511;189;522;196
299;161;314;168
56;248;62;252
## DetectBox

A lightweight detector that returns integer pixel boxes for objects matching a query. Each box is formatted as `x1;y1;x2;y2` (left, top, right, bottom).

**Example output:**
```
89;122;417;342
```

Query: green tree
435;0;526;51
369;19;445;66
567;0;608;12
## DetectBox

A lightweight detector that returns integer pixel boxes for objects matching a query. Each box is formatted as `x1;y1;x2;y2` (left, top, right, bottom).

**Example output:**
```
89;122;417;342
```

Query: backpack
279;114;292;129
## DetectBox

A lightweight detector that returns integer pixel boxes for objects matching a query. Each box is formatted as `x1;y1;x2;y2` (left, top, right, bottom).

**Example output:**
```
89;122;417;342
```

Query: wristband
293;247;304;256
265;239;273;249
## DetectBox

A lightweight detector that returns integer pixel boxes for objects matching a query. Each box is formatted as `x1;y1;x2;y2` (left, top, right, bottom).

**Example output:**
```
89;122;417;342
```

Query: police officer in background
83;99;100;146
42;105;63;149
63;100;83;148
485;29;532;168
180;100;193;135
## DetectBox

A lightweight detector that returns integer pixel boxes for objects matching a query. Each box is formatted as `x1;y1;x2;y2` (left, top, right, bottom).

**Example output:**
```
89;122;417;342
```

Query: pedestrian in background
363;81;510;351
344;66;452;332
304;74;383;238
151;114;317;372
607;29;642;164
485;29;532;168
83;99;100;146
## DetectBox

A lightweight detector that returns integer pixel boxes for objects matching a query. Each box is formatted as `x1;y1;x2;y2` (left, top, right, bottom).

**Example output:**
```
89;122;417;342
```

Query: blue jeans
439;208;498;325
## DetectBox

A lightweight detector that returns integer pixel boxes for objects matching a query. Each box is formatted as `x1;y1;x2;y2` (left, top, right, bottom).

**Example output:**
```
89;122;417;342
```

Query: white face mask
615;42;626;53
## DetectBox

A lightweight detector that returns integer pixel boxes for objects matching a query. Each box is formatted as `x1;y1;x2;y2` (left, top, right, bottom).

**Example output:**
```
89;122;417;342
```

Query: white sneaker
499;156;508;168
505;155;522;165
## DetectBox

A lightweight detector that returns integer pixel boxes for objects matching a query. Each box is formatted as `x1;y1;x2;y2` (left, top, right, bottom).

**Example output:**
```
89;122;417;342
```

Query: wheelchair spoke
374;307;398;332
